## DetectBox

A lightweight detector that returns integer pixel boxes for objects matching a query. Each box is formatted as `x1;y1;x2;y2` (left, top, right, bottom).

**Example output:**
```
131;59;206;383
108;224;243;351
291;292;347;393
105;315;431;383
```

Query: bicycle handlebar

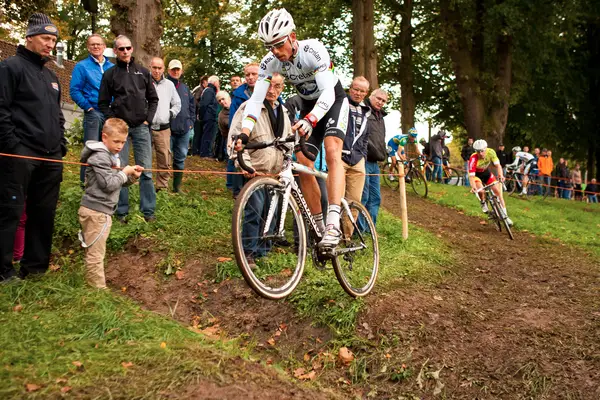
299;135;316;162
235;135;297;175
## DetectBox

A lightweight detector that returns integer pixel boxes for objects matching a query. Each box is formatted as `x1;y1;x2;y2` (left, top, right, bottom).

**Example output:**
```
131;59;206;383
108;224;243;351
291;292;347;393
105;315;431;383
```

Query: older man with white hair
199;75;220;157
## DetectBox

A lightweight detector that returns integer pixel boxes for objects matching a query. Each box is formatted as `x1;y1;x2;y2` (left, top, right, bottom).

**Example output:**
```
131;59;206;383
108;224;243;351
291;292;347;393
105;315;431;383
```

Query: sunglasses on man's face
118;46;132;52
265;37;288;51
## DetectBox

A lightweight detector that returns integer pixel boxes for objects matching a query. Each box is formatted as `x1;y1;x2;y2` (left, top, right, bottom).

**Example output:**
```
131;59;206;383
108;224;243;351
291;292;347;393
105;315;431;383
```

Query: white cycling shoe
505;216;513;226
481;202;489;213
319;224;342;248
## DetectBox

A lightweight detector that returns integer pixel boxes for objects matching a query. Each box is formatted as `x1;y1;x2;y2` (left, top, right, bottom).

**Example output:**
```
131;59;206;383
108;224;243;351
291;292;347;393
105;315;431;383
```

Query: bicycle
505;167;536;198
424;161;462;185
381;156;428;198
474;181;514;240
231;136;379;300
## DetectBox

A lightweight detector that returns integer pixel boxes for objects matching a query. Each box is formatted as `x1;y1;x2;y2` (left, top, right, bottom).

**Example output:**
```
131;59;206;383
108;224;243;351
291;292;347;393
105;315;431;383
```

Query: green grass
0;265;254;399
425;182;600;257
2;156;457;396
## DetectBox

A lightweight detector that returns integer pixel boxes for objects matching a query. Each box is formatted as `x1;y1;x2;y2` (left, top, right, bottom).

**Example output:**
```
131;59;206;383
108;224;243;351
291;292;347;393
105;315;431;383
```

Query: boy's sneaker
318;225;342;248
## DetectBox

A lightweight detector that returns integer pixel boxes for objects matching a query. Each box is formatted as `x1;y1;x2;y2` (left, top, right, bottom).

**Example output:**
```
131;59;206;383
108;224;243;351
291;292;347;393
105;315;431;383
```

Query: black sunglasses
117;46;132;51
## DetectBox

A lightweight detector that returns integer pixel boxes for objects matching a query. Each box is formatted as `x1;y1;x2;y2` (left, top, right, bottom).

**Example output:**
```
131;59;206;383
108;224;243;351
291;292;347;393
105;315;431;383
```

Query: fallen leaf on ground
199;325;221;339
385;353;391;359
25;383;41;392
338;347;354;365
72;361;84;371
267;337;276;346
274;330;281;337
49;264;60;271
55;378;68;384
433;295;443;301
304;353;311;362
299;370;317;381
175;270;185;280
121;362;133;368
121;287;127;292
61;386;72;393
13;304;23;312
160;342;167;349
479;220;487;225
216;257;232;262
279;322;288;331
293;367;306;378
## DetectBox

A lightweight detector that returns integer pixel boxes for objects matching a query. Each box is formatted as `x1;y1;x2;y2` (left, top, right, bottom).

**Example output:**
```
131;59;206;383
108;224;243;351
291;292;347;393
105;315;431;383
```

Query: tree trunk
352;0;379;88
399;0;415;134
110;0;163;67
439;0;512;146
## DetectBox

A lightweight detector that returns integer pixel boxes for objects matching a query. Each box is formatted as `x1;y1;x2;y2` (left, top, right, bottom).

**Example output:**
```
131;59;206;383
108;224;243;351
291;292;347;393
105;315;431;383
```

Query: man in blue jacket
0;13;66;282
199;76;219;157
70;34;114;184
167;59;195;193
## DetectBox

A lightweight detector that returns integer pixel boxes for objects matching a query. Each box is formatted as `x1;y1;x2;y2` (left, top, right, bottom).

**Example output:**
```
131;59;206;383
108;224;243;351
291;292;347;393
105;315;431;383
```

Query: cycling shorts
523;159;536;175
473;169;496;185
294;81;348;157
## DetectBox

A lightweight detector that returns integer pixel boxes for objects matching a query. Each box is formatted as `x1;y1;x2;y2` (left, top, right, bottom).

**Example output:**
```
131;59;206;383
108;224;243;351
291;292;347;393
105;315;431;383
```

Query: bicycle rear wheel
381;161;400;190
409;169;428;198
333;200;379;297
232;177;307;300
447;168;462;186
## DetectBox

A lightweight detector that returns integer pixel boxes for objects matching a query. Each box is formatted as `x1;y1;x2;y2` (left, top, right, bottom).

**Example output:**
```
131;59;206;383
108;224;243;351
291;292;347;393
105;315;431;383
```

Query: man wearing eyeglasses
98;35;159;223
238;8;349;249
70;34;114;184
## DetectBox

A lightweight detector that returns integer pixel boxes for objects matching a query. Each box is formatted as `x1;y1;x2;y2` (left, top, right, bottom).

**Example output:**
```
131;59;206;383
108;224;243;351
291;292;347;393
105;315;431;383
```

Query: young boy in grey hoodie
79;118;142;288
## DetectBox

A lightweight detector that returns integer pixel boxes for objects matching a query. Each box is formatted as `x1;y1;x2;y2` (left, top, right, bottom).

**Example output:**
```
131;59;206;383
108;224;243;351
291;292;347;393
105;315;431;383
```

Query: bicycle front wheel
447;168;462;186
487;197;502;232
381;161;400;190
492;196;514;240
409;169;428;198
333;200;379;297
232;177;307;300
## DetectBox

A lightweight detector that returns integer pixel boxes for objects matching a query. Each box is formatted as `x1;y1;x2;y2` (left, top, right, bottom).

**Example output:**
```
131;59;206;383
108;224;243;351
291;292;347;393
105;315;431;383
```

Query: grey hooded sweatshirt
80;141;135;215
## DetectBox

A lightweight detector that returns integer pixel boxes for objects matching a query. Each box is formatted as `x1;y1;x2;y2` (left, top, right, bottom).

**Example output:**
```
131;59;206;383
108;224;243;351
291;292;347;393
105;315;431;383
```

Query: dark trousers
200;119;217;157
192;119;203;155
0;147;63;280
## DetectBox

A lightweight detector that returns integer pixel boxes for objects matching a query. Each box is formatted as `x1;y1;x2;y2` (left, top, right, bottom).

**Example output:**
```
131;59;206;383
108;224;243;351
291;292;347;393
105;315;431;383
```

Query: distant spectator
191;75;209;155
420;137;430;158
167;59;195;193
70;33;114;184
230;75;242;90
556;157;568;198
496;143;510;170
360;88;388;227
461;137;474;187
571;163;582;201
199;75;220;157
0;13;66;282
562;160;573;200
150;57;181;192
430;130;448;183
215;91;231;162
98;35;159;222
523;146;530;153
228;63;259;196
537;148;554;197
586;178;598;203
79;118;141;288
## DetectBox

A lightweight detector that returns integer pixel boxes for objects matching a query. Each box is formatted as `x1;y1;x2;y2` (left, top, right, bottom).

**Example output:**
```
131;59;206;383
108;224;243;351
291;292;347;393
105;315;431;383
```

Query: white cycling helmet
473;139;487;151
512;146;521;153
258;9;295;45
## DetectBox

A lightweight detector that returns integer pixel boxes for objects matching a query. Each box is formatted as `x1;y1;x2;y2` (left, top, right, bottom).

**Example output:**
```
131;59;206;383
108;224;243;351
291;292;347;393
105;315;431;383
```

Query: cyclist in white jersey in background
237;9;349;248
506;146;536;196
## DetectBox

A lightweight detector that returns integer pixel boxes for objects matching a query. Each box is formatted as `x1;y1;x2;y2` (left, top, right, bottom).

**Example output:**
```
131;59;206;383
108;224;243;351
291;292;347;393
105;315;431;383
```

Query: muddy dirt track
107;184;600;399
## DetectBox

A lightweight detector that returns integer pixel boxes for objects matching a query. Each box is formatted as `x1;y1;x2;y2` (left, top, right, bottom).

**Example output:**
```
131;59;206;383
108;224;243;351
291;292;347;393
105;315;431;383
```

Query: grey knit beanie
26;13;58;38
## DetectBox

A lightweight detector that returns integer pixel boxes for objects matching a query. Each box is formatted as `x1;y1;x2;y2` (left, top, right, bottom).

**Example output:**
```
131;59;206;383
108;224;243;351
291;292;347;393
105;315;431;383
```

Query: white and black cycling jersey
241;39;340;133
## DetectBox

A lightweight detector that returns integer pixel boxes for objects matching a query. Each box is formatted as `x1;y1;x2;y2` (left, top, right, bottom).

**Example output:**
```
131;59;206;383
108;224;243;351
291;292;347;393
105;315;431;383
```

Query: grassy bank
425;182;600;257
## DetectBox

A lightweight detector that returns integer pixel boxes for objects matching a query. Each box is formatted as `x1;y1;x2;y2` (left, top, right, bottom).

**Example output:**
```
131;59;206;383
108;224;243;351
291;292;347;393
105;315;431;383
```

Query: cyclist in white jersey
506;146;536;195
237;9;349;248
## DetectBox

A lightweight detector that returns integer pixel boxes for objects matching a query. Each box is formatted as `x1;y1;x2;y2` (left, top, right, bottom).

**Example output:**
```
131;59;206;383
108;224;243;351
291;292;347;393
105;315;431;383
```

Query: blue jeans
432;156;443;183
562;186;572;200
463;161;470;187
200;119;217;157
171;129;191;170
117;124;156;217
80;109;105;183
227;159;244;196
588;194;598;203
359;161;381;230
541;175;551;196
242;187;277;257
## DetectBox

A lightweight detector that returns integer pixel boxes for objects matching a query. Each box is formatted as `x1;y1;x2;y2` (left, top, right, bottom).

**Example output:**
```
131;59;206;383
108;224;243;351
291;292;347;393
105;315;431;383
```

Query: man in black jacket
461;137;474;187
360;88;388;227
199;76;220;157
98;35;159;222
0;13;65;281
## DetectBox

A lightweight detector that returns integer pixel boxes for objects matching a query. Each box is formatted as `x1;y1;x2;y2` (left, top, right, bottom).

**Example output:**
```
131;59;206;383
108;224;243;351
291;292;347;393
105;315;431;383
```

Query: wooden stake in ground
397;163;409;239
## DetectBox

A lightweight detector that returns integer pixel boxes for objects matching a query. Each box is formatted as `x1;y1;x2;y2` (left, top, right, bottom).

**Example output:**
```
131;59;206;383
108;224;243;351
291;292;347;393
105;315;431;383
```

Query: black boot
173;172;183;193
